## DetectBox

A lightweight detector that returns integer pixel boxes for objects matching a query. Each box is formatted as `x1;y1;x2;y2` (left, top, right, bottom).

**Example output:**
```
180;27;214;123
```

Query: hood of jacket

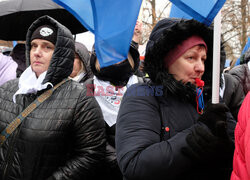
75;41;93;81
144;18;213;101
25;15;75;86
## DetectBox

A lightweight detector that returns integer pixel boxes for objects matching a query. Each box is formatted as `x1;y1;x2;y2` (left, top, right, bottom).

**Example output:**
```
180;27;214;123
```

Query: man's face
30;39;55;77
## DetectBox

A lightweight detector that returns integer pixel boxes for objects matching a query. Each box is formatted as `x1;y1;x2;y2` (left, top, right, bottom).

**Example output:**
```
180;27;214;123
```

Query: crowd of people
0;14;249;180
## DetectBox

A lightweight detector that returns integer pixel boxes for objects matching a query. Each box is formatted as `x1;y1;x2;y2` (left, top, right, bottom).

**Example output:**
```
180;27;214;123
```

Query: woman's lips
34;61;42;64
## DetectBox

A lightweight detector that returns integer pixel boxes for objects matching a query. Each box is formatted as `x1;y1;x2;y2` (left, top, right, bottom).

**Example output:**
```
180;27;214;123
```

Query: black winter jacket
0;16;106;180
83;76;146;180
116;19;236;180
116;83;236;180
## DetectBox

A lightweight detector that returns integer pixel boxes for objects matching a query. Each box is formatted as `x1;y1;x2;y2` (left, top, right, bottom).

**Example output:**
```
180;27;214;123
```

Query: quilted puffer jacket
0;16;106;180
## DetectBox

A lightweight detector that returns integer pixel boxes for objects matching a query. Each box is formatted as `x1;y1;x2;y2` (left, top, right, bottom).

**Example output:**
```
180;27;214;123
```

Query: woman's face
168;45;207;85
70;53;84;78
30;39;55;78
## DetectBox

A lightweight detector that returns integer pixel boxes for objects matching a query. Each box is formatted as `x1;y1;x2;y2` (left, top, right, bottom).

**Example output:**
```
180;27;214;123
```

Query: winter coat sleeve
223;73;245;120
0;53;17;86
115;84;200;180
48;87;106;180
229;64;250;95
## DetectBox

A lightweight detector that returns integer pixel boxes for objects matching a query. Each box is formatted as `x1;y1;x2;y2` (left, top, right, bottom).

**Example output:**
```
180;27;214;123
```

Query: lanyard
0;78;68;146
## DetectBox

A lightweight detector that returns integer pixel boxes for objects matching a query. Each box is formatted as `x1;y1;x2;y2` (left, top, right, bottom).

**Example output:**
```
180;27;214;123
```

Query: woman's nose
34;47;41;56
194;59;205;73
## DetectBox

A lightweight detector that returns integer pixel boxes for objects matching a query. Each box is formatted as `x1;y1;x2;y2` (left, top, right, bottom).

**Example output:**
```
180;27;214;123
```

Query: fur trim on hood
144;18;213;101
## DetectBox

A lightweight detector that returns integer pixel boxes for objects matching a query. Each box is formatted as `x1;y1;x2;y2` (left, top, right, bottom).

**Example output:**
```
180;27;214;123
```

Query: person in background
136;59;146;77
2;47;13;56
131;20;143;49
10;43;26;77
132;20;146;77
69;41;93;84
83;42;141;180
116;18;236;180
220;45;245;120
221;72;245;120
229;48;250;95
0;15;105;180
231;92;250;180
0;52;17;86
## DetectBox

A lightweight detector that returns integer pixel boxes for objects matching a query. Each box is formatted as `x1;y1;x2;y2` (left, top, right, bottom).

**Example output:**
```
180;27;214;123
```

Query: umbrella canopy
0;0;87;41
54;0;142;68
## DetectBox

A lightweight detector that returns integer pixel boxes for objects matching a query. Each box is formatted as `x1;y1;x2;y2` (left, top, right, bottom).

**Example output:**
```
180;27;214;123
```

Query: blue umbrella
53;0;142;68
169;0;226;26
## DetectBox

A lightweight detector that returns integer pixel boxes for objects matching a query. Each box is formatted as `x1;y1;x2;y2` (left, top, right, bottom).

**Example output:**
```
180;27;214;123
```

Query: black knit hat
31;24;57;45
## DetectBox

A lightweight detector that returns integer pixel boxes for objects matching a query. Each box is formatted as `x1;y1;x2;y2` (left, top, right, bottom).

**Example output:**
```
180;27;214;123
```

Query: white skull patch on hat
40;27;53;37
31;24;57;45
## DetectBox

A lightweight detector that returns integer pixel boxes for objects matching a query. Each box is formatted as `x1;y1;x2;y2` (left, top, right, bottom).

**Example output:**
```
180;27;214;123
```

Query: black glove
198;102;229;138
182;124;234;163
182;124;218;160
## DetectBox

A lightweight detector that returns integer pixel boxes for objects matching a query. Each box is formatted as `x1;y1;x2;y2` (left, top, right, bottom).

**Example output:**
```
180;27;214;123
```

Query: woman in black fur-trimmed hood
144;18;213;101
115;18;236;180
